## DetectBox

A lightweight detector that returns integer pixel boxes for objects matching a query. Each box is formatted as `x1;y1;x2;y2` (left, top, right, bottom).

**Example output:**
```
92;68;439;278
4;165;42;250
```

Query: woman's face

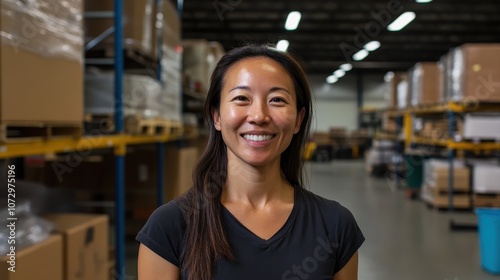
213;57;305;167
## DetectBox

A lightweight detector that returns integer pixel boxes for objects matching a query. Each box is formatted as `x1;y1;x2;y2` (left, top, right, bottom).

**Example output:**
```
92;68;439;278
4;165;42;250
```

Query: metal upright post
157;142;165;206
113;0;125;279
155;0;166;207
448;110;455;213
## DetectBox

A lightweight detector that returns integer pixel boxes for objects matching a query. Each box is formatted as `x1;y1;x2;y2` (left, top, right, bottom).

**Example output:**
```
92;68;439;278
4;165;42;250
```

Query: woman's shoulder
298;187;341;210
142;199;187;233
297;187;358;225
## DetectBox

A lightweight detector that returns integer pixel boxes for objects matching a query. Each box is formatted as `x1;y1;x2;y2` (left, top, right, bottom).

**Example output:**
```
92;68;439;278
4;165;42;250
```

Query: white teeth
243;134;274;141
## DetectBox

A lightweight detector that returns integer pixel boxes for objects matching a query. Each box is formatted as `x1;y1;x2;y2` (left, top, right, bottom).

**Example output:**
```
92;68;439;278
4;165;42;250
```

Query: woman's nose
247;101;270;124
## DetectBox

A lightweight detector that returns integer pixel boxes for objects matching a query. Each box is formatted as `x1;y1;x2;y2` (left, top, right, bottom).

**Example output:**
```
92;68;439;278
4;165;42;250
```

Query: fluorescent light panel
416;0;432;2
276;40;289;51
333;69;345;78
388;12;416;31
326;75;338;84
353;49;369;61
364;41;380;51
285;11;301;30
340;63;352;71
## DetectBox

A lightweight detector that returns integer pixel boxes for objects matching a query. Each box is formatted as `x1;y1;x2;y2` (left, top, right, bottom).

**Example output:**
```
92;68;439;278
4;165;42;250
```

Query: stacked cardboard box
312;132;333;146
85;0;182;124
463;113;500;140
0;235;64;280
44;214;109;280
410;62;442;106
0;0;83;124
414;117;463;141
183;40;225;95
329;127;347;146
385;72;408;108
85;0;156;58
421;159;471;209
397;78;410;109
0;214;109;280
448;43;500;103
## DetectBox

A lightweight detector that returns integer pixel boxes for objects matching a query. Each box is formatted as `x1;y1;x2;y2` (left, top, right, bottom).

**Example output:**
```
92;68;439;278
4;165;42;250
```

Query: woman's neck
222;156;293;209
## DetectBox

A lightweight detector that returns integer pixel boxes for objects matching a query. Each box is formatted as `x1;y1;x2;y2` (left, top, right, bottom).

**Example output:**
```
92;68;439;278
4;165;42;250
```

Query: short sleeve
334;204;365;273
136;200;185;267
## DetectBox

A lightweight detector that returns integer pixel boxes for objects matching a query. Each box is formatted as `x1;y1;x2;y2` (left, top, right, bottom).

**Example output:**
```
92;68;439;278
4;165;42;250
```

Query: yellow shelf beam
411;137;500;150
0;133;183;159
378;101;500;116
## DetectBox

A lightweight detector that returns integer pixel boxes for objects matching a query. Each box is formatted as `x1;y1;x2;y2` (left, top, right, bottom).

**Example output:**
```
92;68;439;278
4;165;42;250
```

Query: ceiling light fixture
276;40;289;52
416;0;432;3
352;49;369;61
340;63;352;71
285;11;301;30
384;72;394;82
364;41;381;51
333;69;345;78
388;11;416;31
326;75;338;84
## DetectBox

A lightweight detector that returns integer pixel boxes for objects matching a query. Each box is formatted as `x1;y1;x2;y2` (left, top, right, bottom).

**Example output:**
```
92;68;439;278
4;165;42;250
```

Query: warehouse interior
1;0;500;279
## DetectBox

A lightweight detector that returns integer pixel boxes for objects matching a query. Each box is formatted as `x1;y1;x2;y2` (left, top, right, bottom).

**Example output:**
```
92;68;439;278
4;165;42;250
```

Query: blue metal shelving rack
85;0;185;278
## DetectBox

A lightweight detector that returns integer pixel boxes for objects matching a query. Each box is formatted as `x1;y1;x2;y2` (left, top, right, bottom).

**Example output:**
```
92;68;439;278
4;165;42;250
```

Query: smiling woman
136;45;364;280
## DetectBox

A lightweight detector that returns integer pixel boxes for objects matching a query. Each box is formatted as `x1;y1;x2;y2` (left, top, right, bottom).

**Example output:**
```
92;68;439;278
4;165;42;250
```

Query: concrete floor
125;160;499;279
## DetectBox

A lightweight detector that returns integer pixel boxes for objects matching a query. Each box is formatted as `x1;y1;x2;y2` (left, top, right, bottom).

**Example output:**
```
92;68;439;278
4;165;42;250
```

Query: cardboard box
410;62;441;106
1;3;83;123
423;159;470;192
473;164;500;194
85;0;155;58
463;114;500;140
385;72;407;108
450;43;500;102
397;79;409;109
0;235;63;280
124;146;197;223
44;214;109;280
152;0;181;57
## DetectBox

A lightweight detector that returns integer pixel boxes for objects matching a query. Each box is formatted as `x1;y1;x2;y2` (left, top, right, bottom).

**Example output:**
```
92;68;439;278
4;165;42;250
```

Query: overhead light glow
333;69;345;78
276;40;289;52
352;49;369;61
326;75;338;84
388;12;416;31
384;71;394;82
340;63;352;71
285;11;301;30
416;0;432;3
364;41;381;51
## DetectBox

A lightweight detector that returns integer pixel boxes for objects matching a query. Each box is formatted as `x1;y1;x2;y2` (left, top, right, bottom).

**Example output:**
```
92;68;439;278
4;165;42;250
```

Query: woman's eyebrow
269;87;292;96
228;85;251;92
228;86;291;96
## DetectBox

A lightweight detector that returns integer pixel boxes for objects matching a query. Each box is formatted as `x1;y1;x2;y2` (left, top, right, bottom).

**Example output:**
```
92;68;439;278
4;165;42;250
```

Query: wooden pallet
422;185;471;210
124;116;183;136
473;193;500;208
86;42;157;70
0;122;82;143
83;114;115;135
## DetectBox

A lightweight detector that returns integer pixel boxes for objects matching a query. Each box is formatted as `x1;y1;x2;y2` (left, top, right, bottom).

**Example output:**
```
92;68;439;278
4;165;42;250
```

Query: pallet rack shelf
0;1;184;279
379;101;500;230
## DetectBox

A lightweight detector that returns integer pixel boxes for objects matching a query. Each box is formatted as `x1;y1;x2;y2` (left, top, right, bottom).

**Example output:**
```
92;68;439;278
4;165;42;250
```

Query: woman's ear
294;107;306;134
213;109;222;131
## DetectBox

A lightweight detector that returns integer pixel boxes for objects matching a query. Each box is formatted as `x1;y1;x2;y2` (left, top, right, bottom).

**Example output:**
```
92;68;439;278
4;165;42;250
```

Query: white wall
309;73;386;132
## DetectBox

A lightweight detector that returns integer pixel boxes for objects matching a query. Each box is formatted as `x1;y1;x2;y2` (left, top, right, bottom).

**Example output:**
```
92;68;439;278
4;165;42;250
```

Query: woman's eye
270;97;286;103
234;96;248;101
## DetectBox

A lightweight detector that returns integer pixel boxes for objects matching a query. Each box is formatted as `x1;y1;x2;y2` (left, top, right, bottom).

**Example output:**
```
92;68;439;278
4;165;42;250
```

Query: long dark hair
178;45;313;279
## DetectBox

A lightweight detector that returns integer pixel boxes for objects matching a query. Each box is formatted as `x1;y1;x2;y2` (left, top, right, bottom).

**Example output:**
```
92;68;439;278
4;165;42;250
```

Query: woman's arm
138;243;180;280
333;251;359;280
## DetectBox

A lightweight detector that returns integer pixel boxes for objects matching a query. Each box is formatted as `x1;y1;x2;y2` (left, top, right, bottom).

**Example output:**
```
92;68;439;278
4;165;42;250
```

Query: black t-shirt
136;187;365;279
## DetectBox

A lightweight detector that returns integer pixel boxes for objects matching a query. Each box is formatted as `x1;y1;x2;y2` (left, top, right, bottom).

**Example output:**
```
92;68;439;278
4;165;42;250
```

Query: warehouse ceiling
181;0;500;76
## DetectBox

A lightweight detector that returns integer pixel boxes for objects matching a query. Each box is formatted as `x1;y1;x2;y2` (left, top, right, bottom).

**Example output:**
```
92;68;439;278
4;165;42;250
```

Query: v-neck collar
221;186;301;247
